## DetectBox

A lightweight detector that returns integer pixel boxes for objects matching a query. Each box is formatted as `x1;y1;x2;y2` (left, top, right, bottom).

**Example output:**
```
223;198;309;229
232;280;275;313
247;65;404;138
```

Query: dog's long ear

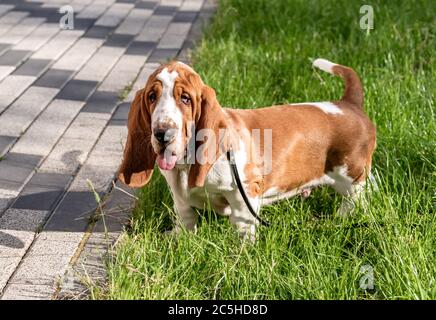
118;89;156;188
188;85;229;188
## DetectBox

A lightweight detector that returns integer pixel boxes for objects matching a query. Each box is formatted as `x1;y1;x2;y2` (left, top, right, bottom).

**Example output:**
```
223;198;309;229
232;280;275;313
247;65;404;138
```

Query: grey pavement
0;0;214;300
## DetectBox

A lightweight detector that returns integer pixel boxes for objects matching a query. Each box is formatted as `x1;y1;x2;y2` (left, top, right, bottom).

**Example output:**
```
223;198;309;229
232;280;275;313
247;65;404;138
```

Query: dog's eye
181;93;191;105
148;91;156;103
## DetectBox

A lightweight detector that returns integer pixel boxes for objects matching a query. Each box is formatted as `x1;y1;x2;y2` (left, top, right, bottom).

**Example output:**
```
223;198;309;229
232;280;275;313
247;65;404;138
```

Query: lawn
93;0;435;299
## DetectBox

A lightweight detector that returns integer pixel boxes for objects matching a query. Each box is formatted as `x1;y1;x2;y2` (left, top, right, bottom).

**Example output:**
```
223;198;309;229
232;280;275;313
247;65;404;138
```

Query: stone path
0;0;214;300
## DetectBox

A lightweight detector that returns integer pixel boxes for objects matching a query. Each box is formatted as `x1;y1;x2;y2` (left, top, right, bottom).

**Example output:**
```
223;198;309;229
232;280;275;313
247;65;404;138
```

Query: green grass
93;0;435;299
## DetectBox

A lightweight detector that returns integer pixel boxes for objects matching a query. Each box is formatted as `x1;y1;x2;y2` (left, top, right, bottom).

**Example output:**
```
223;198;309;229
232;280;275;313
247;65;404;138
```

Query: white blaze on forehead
291;101;343;115
152;67;183;144
157;67;178;97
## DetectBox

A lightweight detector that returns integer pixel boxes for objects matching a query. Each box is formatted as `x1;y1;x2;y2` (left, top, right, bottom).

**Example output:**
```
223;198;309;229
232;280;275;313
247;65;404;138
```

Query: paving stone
0;17;45;45
83;25;112;39
44;191;99;233
115;8;152;35
13;23;59;51
12;58;51;77
1;283;54;300
0;50;31;66
26;172;72;189
135;1;158;10
0;86;59;137
12;187;64;211
10;1;41;12
55;79;98;101
0;43;10;56
62;112;112;139
5;239;79;285
40;138;93;175
161;0;184;5
24;7;59;21
82;124;127;172
0;66;14;81
52;37;105;71
154;5;178;15
74;46;125;82
32;30;84;60
73;17;95;30
104;33;134;48
0;208;49;291
39;113;110;174
147;48;179;63
11;99;84;156
33;69;74;88
77;2;114;19
0;12;29;38
0;135;15;157
81;90;119;114
98;54;148;92
180;0;204;12
1;229;85;299
95;3;134;27
173;10;198;22
0;75;36;114
0;153;42;189
136;14;173;42
0;190;18;213
12;172;71;211
108;119;125;126
0;5;14;18
125;40;156;56
111;102;130;121
158;22;193;49
126;62;159;100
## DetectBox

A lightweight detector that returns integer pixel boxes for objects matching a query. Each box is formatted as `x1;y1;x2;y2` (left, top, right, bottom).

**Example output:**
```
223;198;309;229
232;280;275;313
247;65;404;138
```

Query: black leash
226;149;270;227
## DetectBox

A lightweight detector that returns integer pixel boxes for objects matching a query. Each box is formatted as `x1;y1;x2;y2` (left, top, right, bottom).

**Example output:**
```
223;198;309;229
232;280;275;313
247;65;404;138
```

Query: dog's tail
313;58;363;108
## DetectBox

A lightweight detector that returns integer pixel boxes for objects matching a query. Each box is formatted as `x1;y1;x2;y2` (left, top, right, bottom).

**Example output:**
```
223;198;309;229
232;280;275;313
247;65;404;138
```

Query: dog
118;58;376;240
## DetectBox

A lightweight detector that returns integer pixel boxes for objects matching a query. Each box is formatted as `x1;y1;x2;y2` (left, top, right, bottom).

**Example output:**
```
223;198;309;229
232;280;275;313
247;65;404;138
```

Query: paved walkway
0;0;213;299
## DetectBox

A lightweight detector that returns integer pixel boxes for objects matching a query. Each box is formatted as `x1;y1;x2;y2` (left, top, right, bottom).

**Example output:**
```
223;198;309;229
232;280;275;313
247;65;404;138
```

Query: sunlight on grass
93;0;435;299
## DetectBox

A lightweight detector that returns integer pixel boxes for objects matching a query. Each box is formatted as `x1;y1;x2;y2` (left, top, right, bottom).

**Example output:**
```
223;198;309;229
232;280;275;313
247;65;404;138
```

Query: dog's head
118;61;229;189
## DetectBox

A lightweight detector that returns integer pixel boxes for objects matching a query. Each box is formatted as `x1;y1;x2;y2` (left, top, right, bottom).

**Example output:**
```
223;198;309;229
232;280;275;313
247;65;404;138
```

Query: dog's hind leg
337;182;366;217
332;168;376;217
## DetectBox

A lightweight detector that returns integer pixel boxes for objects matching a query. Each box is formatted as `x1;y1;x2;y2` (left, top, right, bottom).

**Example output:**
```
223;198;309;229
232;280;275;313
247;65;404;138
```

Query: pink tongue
157;154;177;170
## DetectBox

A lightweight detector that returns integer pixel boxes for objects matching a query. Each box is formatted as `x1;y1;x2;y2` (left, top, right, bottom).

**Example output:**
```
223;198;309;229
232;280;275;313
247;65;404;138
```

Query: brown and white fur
118;58;376;240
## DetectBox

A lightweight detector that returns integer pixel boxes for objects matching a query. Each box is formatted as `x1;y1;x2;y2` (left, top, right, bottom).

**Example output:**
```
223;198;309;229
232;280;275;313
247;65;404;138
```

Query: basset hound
118;58;376;240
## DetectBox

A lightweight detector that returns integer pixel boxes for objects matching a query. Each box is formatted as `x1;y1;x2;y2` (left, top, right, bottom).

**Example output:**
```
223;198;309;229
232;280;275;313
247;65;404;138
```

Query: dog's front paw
238;224;257;243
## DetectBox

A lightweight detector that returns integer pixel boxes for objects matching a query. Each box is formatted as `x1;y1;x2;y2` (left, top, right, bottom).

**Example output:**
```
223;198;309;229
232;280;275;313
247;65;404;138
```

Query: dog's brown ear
188;85;229;188
118;89;156;188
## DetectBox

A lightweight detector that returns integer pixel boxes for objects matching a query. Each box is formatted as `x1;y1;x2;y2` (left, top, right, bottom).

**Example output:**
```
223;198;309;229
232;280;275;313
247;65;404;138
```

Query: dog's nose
154;128;176;144
154;129;166;143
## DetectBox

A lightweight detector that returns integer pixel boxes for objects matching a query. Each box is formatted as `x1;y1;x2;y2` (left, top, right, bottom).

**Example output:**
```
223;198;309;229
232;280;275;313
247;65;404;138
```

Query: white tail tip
313;58;337;74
